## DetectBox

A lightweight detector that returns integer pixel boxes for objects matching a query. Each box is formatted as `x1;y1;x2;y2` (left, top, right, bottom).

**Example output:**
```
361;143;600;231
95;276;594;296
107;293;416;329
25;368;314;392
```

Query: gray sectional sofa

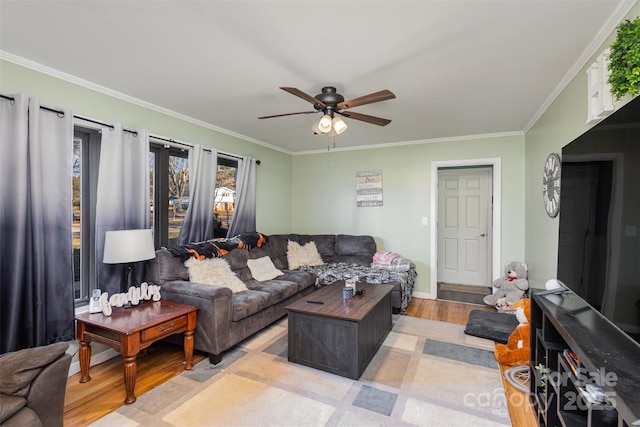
147;233;415;364
0;342;71;427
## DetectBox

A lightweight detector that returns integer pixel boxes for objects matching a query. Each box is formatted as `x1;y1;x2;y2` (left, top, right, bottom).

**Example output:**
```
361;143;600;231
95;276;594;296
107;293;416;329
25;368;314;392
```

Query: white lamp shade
311;119;322;134
318;114;333;133
332;116;348;135
103;229;156;264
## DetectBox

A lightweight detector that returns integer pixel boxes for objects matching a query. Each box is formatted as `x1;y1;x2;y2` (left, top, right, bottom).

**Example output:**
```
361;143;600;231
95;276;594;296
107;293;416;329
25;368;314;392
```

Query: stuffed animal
494;298;531;366
483;261;529;308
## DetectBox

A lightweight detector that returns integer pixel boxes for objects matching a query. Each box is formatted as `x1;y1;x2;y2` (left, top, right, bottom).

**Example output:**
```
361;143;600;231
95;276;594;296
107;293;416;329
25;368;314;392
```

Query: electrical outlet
422;217;429;226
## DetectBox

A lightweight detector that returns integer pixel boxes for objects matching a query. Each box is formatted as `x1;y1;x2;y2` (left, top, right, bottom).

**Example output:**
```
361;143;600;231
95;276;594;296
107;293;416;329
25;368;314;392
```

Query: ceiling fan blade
338;110;391;127
258;111;318;119
280;87;326;108
337;89;395;110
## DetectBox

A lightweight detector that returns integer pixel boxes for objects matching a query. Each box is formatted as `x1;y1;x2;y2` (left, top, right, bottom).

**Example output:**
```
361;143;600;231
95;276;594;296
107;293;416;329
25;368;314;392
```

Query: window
149;146;238;244
73;135;239;306
214;157;238;238
72;127;100;305
149;144;189;248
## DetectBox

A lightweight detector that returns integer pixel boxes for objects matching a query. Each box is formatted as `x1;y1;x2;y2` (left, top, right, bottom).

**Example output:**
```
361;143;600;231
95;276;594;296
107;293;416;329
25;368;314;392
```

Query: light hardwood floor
64;297;537;426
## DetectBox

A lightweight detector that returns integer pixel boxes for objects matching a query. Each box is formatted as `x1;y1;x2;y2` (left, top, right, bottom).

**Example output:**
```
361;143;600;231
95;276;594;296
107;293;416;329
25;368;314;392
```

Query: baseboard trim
68;348;120;377
412;291;433;300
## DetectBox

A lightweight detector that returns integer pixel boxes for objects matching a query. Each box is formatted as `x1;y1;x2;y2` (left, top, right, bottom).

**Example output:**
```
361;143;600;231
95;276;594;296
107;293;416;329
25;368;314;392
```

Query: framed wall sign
356;170;383;207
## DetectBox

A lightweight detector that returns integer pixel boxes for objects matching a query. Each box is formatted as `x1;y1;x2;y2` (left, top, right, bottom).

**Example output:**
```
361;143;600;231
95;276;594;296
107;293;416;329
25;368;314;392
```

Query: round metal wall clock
543;153;561;217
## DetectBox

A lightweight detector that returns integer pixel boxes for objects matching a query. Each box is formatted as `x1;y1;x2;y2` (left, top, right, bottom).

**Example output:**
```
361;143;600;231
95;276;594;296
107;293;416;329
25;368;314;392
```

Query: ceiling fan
258;86;395;135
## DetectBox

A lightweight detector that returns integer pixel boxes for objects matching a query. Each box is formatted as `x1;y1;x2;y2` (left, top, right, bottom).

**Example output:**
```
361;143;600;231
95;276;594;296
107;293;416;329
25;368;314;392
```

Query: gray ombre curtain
177;145;217;245
94;125;150;296
227;156;257;237
0;94;75;353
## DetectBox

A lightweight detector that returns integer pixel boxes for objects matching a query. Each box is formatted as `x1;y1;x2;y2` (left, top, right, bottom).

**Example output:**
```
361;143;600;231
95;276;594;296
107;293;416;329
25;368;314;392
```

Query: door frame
429;158;502;299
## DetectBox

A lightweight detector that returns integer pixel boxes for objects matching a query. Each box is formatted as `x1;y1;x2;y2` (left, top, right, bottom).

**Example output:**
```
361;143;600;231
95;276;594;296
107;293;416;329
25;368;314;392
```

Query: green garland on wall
608;16;640;100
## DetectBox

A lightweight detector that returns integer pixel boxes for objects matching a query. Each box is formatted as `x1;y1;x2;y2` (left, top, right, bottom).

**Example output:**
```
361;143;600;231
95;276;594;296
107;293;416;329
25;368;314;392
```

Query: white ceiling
0;1;632;153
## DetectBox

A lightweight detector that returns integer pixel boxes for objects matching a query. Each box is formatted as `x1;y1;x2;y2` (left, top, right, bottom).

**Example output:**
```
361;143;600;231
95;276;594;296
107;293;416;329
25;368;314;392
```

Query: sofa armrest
160;281;233;356
26;353;71;427
161;280;232;300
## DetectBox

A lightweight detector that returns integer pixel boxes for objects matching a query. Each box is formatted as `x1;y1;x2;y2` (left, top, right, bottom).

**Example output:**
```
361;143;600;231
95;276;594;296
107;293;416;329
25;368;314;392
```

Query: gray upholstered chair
0;342;71;427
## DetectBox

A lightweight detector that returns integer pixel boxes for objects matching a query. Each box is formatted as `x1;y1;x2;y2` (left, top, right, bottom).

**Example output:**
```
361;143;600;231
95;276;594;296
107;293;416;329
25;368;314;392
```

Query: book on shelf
563;349;579;376
577;384;609;405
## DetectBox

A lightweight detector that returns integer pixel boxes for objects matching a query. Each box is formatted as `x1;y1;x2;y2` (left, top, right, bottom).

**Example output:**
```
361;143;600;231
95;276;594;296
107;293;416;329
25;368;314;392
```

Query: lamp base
122;263;136;308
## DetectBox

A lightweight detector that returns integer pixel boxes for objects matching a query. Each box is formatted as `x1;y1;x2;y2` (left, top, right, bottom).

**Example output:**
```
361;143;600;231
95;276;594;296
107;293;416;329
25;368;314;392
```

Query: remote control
307;300;324;304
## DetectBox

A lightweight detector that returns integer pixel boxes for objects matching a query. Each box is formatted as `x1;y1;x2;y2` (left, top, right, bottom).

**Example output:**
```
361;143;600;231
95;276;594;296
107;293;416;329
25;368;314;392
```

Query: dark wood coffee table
286;281;393;379
75;299;198;404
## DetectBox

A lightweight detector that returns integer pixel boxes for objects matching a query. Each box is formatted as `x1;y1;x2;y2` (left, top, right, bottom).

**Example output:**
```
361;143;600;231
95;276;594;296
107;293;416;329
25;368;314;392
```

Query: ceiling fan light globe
332;117;348;135
318;114;332;133
311;119;322;134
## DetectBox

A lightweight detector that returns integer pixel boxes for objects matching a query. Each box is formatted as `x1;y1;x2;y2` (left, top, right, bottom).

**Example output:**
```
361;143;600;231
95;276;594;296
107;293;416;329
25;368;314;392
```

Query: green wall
524;6;639;326
292;134;526;296
0;57;531;300
0;59;293;234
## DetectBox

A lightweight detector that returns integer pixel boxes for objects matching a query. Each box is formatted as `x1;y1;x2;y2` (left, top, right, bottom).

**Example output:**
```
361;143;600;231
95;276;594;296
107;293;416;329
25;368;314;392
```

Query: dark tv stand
530;290;640;427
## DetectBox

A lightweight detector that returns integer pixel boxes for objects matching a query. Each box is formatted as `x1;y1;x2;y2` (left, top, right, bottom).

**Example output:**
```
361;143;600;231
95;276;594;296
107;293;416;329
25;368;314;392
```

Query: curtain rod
1;93;260;164
149;134;260;165
1;94;138;135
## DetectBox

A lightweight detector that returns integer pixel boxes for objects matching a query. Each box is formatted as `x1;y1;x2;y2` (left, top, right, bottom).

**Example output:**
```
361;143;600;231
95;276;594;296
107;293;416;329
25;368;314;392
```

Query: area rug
89;316;510;427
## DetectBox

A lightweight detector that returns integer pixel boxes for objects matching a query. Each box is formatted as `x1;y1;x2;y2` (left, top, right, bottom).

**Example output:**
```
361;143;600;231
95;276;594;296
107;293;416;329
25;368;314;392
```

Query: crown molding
292;131;524;156
523;0;638;134
0;51;292;155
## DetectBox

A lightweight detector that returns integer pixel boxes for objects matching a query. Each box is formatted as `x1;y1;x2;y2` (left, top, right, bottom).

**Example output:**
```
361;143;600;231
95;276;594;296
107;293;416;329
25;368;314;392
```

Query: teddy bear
483;261;529;308
494;298;530;366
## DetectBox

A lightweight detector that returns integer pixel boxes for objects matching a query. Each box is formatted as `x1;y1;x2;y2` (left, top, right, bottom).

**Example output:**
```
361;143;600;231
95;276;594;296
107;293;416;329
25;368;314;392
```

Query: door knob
480;233;486;237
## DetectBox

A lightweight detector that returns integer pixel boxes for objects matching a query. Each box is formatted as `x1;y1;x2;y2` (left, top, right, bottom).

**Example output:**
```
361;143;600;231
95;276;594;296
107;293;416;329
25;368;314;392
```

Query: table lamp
103;229;156;307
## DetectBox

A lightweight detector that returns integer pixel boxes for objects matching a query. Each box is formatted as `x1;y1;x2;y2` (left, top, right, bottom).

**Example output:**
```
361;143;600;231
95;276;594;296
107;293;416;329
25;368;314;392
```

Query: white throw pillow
184;257;248;293
287;240;324;270
247;256;283;281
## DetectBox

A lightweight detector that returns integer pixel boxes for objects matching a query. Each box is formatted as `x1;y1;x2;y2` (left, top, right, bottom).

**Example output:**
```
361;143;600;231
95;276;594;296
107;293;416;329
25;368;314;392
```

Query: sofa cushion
0;395;27;424
260;234;292;270
287;241;324;270
297;235;336;263
149;249;189;285
245;279;301;305
334;234;376;265
231;290;273;321
276;270;317;292
184;258;249;293
221;248;252;281
247;256;283;281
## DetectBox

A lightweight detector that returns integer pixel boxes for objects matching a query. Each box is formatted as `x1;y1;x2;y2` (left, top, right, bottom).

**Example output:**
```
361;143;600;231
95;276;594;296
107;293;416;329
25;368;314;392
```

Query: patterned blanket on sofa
299;261;417;313
167;231;268;262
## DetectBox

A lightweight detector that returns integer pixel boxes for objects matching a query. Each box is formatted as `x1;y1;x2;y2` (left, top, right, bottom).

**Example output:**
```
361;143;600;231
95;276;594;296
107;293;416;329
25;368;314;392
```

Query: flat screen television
556;95;640;338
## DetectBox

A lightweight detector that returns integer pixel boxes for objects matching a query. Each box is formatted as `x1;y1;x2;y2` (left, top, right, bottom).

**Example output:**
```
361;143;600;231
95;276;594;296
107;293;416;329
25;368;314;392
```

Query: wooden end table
75;299;198;404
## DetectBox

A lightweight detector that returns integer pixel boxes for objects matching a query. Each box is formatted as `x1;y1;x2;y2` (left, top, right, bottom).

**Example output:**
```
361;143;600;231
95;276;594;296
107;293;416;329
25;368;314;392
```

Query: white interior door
437;168;492;286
